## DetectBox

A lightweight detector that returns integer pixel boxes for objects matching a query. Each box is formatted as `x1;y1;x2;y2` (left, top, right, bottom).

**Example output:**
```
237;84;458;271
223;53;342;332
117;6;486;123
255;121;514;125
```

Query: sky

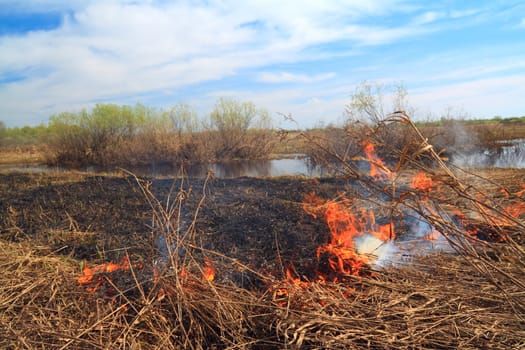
0;0;524;129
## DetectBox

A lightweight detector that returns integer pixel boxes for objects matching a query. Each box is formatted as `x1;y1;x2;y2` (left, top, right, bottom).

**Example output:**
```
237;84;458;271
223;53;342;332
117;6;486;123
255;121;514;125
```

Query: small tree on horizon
210;97;273;159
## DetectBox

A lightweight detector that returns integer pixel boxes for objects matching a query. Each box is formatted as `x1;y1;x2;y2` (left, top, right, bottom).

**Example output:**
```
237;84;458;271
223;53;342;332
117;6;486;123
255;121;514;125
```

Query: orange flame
77;255;217;305
503;201;525;220
516;184;525;197
422;230;442;241
77;256;131;286
493;201;525;227
305;194;395;278
410;172;433;192
203;257;216;282
361;141;391;179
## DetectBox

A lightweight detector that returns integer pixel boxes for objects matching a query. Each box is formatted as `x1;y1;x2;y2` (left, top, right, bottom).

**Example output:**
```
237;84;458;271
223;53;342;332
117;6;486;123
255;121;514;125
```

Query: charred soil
0;171;348;274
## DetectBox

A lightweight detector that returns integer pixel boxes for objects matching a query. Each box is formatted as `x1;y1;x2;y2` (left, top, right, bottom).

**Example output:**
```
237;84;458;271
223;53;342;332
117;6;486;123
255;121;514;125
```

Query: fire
77;256;131;288
203;257;216;282
497;184;525;225
473;188;525;227
516;184;525;197
304;193;396;279
410;172;433;192
361;141;391;179
77;254;217;306
422;230;442;241
272;191;396;305
503;201;525;222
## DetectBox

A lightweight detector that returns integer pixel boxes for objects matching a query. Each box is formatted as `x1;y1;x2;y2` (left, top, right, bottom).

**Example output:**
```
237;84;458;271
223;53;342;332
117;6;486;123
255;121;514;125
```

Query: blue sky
0;0;524;129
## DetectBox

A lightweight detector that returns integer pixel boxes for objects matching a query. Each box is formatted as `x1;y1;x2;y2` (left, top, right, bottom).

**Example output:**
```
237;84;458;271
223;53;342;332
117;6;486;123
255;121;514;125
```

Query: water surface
2;139;524;177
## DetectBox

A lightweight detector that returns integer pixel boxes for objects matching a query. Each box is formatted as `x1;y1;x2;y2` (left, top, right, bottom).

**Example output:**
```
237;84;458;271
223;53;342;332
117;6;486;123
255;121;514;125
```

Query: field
1;114;524;349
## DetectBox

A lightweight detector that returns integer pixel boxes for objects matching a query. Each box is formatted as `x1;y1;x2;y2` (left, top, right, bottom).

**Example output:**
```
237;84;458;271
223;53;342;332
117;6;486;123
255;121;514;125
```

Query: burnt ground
1;169;524;285
0;171;349;280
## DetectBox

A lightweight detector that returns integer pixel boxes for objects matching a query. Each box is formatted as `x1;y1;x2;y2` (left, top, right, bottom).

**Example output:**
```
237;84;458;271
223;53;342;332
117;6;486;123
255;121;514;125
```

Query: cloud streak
257;72;336;84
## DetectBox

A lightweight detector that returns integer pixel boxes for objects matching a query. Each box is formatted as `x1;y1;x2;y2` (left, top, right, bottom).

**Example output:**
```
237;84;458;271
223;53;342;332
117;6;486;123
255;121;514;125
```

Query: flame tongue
77;255;216;302
203;257;216;282
304;194;396;280
77;256;131;286
411;172;433;192
361;141;391;180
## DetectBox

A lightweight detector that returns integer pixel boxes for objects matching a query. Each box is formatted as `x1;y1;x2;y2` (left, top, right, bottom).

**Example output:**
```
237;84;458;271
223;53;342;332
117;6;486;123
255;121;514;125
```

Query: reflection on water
495;139;525;168
3;140;524;177
451;139;525;168
141;158;325;178
0;158;326;178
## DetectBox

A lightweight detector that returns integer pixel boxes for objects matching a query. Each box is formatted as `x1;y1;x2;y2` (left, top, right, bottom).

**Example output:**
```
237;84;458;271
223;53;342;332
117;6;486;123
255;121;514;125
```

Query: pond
0;157;328;178
451;139;525;168
2;139;524;177
119;157;327;178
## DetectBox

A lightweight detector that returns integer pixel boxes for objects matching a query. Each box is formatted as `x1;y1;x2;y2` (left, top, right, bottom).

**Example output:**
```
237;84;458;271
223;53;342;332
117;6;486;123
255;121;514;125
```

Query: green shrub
47;104;155;166
0;124;50;147
45;100;274;167
209;98;274;160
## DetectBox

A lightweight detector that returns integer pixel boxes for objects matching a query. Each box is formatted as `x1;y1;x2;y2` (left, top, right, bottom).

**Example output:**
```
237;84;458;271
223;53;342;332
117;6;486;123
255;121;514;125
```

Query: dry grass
1;113;524;349
0;145;47;166
0;241;90;348
1;240;523;348
0;239;263;349
273;253;524;349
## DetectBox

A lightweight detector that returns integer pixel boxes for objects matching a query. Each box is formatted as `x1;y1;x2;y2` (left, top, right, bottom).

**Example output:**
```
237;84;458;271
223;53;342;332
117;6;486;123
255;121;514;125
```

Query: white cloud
449;8;481;19
422;57;525;83
0;0;422;126
411;74;525;119
413;11;443;25
257;72;336;84
0;0;522;127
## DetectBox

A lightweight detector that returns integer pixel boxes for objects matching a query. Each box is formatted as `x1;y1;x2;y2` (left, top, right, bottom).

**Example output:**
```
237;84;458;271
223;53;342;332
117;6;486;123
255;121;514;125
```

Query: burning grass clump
273;112;525;347
272;253;525;349
0;239;267;349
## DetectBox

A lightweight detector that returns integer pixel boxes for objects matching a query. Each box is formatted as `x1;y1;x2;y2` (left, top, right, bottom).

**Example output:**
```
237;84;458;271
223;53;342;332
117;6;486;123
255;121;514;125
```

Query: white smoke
354;234;398;267
409;213;439;239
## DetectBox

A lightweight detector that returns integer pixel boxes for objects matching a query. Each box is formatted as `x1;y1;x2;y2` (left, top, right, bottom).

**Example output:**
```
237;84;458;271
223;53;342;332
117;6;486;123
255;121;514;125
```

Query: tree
346;81;412;123
209;98;272;159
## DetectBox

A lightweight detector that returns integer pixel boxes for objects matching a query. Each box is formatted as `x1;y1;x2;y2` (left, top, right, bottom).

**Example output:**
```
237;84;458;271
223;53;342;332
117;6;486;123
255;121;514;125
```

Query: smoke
445;121;485;168
408;211;439;239
451;151;492;168
445;117;525;169
354;234;398;267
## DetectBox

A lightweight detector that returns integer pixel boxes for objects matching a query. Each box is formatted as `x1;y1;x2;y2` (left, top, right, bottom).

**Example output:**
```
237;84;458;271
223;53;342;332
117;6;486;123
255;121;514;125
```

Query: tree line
0;98;275;166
